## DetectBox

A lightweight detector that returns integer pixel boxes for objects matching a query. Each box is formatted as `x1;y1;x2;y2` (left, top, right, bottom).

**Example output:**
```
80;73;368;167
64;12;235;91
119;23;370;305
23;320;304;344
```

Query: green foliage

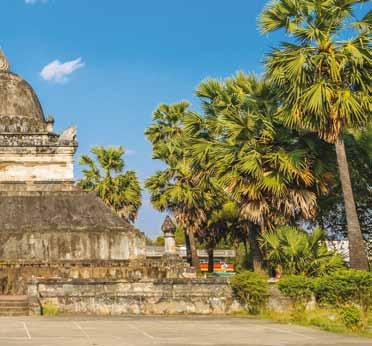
154;236;165;247
174;226;186;246
261;226;344;276
339;305;364;332
230;271;268;314
278;275;314;308
276;270;372;331
259;0;371;269
262;306;370;334
145;101;231;268
307;311;345;334
146;71;337;272
144;102;214;223
183;73;337;272
186;74;331;231
259;0;371;143
42;302;59;316
314;269;372;315
79;146;142;223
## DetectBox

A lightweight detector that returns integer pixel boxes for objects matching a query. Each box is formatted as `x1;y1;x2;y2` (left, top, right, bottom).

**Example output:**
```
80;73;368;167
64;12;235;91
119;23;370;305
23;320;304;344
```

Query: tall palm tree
185;73;332;272
259;0;371;269
79;146;142;223
145;102;221;268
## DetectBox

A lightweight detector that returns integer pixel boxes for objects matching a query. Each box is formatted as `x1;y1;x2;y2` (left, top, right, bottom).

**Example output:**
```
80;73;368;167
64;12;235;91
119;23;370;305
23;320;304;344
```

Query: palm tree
259;0;371;269
185;73;332;272
145;165;217;269
197;200;238;273
145;102;221;269
79;146;142;223
260;226;344;277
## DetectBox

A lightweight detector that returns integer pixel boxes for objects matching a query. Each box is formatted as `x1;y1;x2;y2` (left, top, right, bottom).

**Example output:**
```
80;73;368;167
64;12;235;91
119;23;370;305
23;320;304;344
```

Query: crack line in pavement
23;322;31;340
128;323;156;341
74;321;95;345
264;326;315;339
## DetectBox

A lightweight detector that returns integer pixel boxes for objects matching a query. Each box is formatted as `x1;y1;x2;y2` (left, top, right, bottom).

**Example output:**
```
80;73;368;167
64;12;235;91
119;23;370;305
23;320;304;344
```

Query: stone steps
0;295;30;316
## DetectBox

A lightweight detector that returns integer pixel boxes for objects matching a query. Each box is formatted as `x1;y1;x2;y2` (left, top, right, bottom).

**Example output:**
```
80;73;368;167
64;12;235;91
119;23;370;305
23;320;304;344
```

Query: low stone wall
0;257;188;295
28;278;243;315
267;284;293;312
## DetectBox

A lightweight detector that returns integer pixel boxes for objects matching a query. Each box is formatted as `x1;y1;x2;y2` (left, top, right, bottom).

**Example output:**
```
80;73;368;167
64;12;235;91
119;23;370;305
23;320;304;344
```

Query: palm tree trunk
246;223;265;274
243;239;248;258
188;232;200;269
275;265;283;279
207;246;214;273
233;240;242;270
184;231;192;265
335;139;369;270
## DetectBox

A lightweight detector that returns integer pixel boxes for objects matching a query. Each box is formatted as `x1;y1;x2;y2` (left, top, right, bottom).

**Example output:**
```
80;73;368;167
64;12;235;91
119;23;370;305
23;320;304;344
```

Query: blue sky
2;0;369;237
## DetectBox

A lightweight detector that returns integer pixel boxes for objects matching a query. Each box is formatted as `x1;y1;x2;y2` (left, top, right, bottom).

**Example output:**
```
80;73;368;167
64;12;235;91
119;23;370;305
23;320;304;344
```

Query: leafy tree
78;146;142;223
185;73;332;272
259;0;371;269
260;226;344;277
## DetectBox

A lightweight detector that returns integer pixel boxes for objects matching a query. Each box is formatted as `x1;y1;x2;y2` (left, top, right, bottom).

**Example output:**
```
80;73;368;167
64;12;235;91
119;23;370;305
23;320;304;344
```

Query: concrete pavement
0;316;369;346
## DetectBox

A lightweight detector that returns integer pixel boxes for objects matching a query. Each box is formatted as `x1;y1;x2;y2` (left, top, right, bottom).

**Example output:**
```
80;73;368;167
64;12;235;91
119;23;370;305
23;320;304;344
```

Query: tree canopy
79;146;142;223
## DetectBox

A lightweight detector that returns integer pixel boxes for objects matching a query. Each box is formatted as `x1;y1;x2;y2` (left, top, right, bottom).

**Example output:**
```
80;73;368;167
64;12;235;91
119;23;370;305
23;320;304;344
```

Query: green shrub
338;305;364;331
278;275;314;311
314;269;372;315
260;226;344;277
230;271;268;314
42;302;60;316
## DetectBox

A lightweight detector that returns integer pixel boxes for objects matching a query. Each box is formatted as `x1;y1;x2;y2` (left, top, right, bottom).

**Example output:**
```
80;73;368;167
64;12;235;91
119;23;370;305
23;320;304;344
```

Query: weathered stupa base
0;258;188;295
0;190;146;263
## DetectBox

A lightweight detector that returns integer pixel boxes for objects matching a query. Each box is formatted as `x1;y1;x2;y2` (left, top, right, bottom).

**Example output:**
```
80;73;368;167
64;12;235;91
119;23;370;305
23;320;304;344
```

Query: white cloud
126;149;136;156
40;58;85;83
25;0;48;4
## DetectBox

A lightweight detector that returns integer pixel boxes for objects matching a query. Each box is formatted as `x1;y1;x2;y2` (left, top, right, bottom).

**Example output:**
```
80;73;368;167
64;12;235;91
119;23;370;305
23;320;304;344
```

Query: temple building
0;50;145;263
0;51;231;317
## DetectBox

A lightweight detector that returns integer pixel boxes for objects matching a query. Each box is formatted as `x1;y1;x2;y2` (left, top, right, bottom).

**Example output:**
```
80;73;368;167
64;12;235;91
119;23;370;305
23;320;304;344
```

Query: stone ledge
28;278;241;315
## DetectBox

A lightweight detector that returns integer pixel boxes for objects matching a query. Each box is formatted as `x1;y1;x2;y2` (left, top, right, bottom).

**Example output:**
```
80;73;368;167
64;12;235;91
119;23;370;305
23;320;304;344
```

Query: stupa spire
0;49;10;71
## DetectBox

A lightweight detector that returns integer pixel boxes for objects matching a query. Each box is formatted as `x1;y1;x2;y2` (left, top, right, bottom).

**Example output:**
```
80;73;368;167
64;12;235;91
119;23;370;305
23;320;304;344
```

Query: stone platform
0;257;187;295
28;278;241;315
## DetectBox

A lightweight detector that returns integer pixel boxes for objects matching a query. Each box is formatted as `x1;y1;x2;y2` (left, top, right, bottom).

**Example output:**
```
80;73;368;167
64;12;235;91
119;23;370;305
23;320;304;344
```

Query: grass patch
259;307;372;337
